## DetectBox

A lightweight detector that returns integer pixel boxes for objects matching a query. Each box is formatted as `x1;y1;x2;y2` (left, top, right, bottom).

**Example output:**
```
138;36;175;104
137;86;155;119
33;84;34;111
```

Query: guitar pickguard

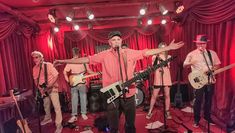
100;81;123;104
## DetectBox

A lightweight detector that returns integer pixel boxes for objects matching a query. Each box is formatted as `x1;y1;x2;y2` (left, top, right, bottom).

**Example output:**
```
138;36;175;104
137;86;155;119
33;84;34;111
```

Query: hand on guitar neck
9;90;32;133
38;83;51;98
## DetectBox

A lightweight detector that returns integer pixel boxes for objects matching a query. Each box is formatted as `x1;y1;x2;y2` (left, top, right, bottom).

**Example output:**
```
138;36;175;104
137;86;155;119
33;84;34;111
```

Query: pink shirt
64;63;87;74
184;49;221;72
33;62;59;88
184;49;221;83
89;48;147;97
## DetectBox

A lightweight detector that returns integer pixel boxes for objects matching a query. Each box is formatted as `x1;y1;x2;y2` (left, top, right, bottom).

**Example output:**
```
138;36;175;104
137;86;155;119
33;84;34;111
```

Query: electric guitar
38;83;50;99
69;72;101;87
9;90;32;133
188;63;235;89
100;56;176;104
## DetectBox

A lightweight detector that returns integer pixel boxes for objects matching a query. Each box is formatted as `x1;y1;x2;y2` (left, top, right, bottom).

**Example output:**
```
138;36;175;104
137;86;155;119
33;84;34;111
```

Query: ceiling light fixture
159;4;168;15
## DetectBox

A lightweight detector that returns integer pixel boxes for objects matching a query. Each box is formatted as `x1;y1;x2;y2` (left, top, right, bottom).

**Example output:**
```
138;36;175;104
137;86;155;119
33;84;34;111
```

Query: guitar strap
83;64;87;73
207;50;213;66
202;50;213;83
44;63;48;85
122;52;129;81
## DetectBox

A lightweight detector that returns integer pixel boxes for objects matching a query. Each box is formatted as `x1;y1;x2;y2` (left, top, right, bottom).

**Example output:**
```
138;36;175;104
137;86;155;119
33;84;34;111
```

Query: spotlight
137;19;143;26
139;8;146;15
48;9;56;23
87;11;94;20
74;25;80;30
66;16;72;22
147;19;152;25
54;26;59;32
161;19;167;24
159;4;168;15
176;5;184;14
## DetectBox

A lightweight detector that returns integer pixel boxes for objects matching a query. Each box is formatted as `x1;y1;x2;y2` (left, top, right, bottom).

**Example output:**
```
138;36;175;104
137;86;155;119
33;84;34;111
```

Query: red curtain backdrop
0;0;234;128
0;13;37;96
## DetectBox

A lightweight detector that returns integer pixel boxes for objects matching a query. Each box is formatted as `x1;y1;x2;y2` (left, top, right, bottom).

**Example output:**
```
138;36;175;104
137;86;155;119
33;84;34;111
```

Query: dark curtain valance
64;26;162;43
178;0;235;24
0;13;38;41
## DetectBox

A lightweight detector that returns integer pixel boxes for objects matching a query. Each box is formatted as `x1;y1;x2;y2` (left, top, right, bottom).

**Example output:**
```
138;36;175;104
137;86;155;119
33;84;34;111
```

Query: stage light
176;5;184;14
147;19;152;25
66;16;72;22
87;11;94;20
48;9;56;23
161;19;167;24
139;8;146;15
74;25;80;30
137;19;143;27
159;4;168;15
54;26;59;32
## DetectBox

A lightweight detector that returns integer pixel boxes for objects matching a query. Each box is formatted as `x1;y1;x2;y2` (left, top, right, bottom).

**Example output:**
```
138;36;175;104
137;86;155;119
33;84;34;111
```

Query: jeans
193;84;214;123
107;96;136;133
71;84;87;116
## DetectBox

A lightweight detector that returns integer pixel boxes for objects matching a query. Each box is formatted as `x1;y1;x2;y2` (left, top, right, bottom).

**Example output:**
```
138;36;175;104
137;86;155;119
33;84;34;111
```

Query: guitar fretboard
123;56;176;87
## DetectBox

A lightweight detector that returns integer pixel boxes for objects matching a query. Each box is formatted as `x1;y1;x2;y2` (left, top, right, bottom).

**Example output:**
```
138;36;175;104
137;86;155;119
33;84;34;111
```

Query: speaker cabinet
88;83;106;113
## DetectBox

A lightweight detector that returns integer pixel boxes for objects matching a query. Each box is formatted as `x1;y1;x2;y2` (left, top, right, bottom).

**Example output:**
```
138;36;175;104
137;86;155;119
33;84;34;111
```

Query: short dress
152;54;172;88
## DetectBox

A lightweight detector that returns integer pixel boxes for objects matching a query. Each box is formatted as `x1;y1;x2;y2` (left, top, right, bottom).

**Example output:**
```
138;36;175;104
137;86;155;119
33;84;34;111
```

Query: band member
54;31;184;133
146;42;172;119
31;51;63;133
64;47;94;122
183;35;221;127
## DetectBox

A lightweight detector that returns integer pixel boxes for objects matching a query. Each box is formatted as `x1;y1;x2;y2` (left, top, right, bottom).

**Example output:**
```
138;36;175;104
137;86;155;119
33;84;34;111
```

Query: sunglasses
33;56;40;59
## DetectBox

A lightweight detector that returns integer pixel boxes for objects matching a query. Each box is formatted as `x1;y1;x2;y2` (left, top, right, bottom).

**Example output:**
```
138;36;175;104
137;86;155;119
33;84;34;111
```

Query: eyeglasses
33;56;40;59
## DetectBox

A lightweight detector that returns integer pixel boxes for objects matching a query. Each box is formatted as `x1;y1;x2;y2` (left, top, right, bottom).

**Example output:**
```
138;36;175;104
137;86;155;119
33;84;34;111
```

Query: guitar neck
214;63;235;75
83;72;101;79
9;91;25;120
123;56;176;87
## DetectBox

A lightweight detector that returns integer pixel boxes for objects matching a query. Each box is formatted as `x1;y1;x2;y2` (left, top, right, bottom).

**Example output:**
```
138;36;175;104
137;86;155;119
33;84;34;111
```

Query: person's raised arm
54;57;89;66
144;39;184;56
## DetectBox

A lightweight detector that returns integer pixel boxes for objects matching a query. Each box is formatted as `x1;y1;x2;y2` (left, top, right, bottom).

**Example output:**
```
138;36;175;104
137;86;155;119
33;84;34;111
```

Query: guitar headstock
9;90;17;102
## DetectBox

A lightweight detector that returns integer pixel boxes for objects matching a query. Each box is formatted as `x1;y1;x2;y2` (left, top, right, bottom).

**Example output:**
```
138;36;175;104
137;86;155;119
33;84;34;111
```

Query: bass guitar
9;90;32;133
100;56;176;104
188;63;235;89
69;72;101;87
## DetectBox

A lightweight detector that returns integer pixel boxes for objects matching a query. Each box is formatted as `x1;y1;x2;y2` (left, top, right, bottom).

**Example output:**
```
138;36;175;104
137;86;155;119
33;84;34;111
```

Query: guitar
37;83;50;99
188;63;235;89
100;56;176;104
69;72;101;87
174;63;183;108
9;90;32;133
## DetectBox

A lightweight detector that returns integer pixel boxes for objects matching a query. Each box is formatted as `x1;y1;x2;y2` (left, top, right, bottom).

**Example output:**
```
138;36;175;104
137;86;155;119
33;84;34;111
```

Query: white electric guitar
188;63;235;89
69;72;101;87
100;56;176;104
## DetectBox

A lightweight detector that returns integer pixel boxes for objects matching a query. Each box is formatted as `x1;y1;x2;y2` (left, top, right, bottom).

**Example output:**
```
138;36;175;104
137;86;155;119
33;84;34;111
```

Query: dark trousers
106;96;136;133
193;84;214;123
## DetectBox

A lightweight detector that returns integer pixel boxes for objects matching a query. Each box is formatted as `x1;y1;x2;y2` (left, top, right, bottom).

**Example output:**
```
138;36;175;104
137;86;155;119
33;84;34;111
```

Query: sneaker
193;122;199;128
40;118;52;125
55;125;63;133
81;114;88;120
146;112;153;119
68;116;77;123
165;111;172;119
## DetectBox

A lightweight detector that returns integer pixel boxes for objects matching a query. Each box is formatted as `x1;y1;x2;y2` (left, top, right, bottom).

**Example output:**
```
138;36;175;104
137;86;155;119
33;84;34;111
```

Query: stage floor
27;105;226;133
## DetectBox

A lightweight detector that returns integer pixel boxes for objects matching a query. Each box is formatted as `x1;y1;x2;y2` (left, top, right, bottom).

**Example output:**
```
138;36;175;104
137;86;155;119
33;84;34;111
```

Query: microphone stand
202;51;213;133
116;47;127;101
35;62;43;133
150;57;175;133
